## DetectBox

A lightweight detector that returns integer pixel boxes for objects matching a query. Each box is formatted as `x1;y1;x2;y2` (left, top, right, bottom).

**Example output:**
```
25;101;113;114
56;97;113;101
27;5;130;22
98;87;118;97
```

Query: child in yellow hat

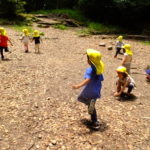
114;35;124;58
121;44;133;74
31;30;41;53
0;27;13;60
72;49;104;128
114;66;135;97
20;29;30;53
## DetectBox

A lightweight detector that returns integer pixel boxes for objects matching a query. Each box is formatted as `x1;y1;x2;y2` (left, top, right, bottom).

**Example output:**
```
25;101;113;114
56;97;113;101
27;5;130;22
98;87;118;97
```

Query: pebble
99;43;106;47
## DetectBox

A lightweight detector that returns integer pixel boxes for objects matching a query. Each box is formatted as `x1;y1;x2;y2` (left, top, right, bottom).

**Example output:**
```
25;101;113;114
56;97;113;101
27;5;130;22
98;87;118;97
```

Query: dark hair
122;72;128;78
87;55;99;79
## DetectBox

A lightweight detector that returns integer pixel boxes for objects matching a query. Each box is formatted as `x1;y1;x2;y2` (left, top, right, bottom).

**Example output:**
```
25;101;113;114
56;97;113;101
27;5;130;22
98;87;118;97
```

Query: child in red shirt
0;27;13;60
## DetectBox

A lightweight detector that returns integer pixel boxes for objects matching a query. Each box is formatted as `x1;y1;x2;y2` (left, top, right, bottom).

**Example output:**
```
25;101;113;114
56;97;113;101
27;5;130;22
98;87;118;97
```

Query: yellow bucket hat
116;66;128;74
118;36;123;42
33;30;39;37
0;27;3;32
87;49;104;75
23;29;29;36
123;44;133;56
0;27;7;36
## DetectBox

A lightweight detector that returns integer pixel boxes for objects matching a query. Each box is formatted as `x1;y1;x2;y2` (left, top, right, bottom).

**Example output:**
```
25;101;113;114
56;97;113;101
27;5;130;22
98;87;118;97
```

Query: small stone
99;43;106;47
34;103;38;108
108;46;113;50
61;145;66;149
38;134;42;139
51;140;57;145
36;145;40;149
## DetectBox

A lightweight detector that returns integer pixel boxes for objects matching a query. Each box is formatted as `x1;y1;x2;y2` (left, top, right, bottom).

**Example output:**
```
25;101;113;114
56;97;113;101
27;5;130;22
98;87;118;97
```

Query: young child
145;69;150;82
20;29;30;53
31;30;41;53
0;27;13;60
114;35;124;58
121;44;133;74
72;49;104;127
114;66;135;97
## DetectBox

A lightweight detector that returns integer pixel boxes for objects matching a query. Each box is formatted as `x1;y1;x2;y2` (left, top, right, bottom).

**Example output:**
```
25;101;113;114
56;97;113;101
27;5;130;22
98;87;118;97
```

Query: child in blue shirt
72;49;104;127
146;69;150;82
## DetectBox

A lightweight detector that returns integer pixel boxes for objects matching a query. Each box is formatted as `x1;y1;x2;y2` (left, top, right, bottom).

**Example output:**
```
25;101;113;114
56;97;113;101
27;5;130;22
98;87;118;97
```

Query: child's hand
114;92;120;97
72;85;80;89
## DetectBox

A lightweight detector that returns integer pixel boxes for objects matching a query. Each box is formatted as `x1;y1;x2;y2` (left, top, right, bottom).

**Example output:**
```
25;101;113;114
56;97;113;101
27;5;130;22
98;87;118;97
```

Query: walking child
20;29;30;53
31;30;41;53
114;35;124;58
121;44;133;74
0;27;13;60
114;66;135;97
72;49;104;127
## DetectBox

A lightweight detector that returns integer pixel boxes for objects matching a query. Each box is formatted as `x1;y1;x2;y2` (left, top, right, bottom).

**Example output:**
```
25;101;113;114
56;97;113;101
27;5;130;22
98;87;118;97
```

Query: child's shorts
78;96;96;106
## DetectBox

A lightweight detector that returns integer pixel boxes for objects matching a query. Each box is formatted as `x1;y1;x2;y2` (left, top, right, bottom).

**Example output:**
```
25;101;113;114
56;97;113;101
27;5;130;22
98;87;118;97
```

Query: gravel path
0;25;150;150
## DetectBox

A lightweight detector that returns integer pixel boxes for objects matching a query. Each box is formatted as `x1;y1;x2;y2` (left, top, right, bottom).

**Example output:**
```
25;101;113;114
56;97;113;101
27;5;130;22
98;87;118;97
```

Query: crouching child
114;66;135;98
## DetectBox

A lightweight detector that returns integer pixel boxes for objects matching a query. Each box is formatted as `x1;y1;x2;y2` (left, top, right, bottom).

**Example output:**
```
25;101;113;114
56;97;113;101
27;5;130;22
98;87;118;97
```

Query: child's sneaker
88;99;96;114
92;121;100;127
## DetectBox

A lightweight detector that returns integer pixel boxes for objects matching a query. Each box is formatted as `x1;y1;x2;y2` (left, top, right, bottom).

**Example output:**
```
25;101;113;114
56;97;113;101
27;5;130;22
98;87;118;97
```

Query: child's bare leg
37;44;40;53
24;43;29;53
35;44;37;53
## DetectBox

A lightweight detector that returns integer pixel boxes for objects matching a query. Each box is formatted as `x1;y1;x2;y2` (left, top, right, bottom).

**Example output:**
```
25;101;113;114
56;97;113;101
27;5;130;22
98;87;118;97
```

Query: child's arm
8;39;13;46
114;80;128;96
72;78;90;89
121;55;127;66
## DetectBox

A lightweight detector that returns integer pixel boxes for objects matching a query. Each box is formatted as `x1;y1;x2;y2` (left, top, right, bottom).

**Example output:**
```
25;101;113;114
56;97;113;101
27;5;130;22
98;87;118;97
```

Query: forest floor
0;21;150;150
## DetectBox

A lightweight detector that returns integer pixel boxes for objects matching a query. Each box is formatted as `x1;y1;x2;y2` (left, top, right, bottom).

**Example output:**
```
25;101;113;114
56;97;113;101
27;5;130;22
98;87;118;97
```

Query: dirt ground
0;24;150;150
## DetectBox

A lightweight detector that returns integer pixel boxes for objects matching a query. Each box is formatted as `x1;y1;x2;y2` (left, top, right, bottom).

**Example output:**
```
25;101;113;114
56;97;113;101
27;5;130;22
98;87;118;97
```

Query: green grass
141;41;150;45
53;24;68;30
87;22;120;34
12;25;33;33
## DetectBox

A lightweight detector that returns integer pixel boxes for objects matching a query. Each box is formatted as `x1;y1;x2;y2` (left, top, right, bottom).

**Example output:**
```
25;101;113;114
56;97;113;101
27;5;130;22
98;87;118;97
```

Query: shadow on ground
81;119;108;133
117;93;138;102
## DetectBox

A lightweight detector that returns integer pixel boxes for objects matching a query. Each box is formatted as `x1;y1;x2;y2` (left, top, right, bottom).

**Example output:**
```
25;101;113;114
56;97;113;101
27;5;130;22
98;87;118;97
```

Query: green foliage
0;0;25;16
141;41;150;46
53;24;68;30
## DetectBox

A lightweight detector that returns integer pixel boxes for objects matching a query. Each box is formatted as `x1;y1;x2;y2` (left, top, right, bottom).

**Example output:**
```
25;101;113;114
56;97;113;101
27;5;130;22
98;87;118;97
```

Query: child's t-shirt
33;36;40;44
22;35;30;44
146;69;150;75
0;35;8;47
116;41;124;48
79;67;104;99
124;53;132;64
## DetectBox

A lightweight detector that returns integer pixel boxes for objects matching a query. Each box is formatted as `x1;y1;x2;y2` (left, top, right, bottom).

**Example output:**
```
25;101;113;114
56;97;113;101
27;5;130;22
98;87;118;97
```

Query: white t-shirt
22;35;30;44
116;41;124;48
124;53;132;64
